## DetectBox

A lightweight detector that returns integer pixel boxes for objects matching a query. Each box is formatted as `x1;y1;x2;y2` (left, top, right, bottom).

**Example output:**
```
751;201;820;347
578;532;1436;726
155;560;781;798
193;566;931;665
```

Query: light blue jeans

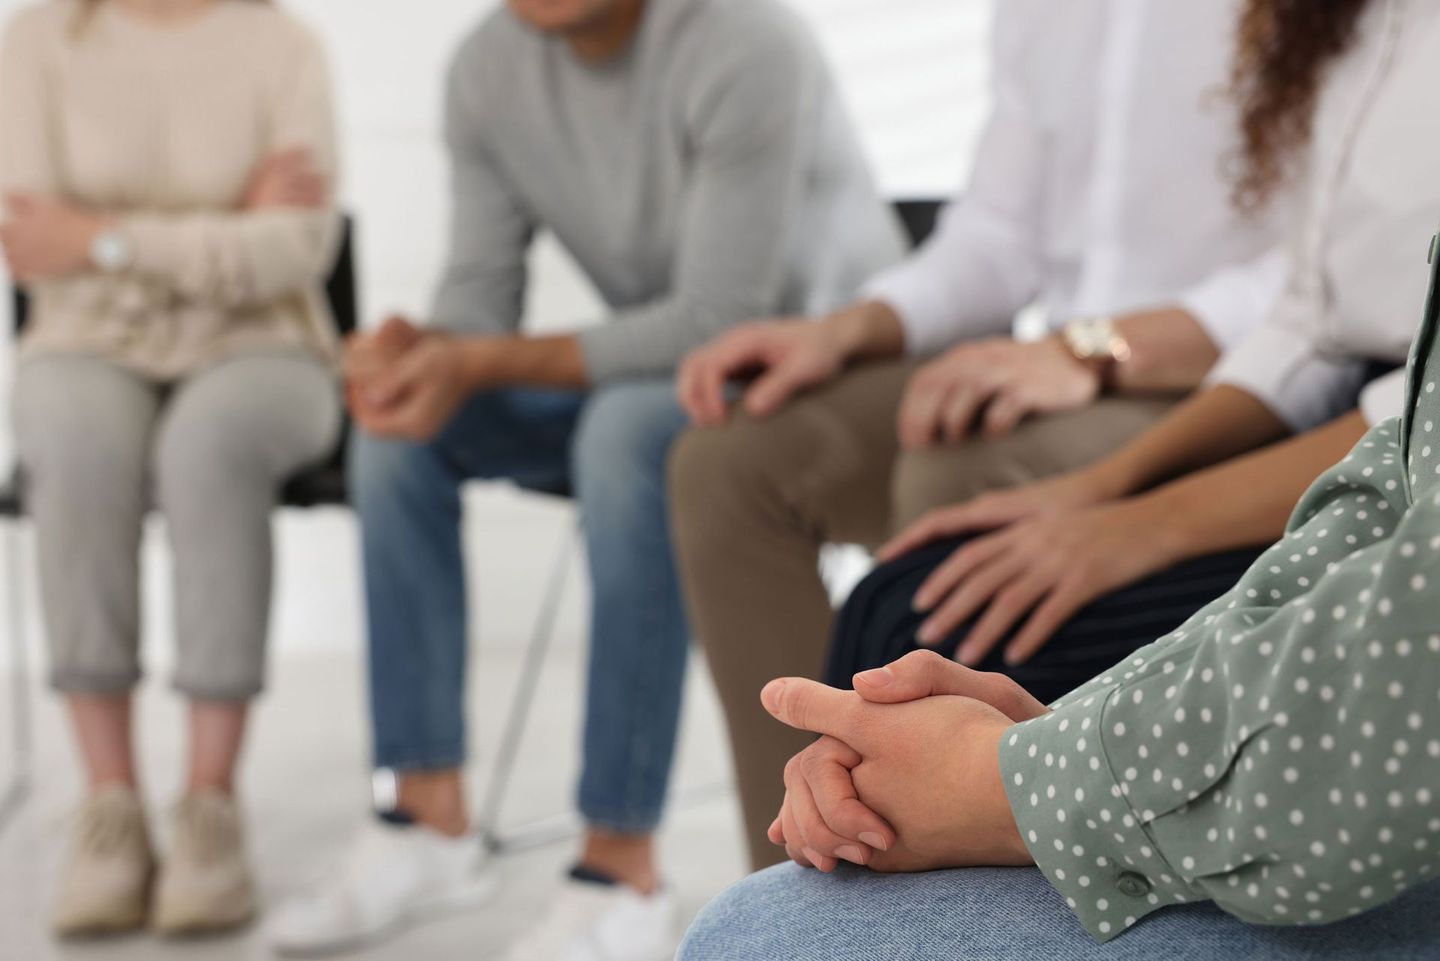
680;864;1440;960
351;380;691;833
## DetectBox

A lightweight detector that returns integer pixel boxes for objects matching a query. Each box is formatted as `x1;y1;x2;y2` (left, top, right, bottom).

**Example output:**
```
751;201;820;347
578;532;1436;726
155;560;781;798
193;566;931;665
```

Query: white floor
0;489;750;961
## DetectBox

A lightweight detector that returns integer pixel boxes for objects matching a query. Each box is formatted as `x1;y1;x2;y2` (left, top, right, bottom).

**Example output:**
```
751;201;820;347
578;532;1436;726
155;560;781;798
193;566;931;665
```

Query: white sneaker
264;818;497;956
498;874;679;961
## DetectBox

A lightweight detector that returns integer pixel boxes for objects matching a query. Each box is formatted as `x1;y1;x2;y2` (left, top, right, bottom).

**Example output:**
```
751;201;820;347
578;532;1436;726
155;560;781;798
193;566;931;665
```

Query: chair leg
0;522;32;839
476;516;583;855
473;511;738;857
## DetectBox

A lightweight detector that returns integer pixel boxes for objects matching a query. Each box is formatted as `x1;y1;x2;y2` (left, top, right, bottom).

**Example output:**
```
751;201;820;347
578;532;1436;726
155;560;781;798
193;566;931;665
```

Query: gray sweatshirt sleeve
429;55;535;336
576;28;820;381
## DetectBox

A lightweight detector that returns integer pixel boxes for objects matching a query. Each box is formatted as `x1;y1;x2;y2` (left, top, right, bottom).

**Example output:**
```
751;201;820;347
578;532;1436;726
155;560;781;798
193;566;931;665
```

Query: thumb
853;650;1049;722
761;677;867;746
376;314;421;352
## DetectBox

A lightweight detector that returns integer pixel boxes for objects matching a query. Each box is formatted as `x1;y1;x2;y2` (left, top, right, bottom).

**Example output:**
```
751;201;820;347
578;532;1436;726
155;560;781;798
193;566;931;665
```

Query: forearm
120;207;338;307
1134;410;1370;564
1085;385;1292;499
459;332;588;389
1004;415;1430;941
823;299;907;365
1109;307;1220;394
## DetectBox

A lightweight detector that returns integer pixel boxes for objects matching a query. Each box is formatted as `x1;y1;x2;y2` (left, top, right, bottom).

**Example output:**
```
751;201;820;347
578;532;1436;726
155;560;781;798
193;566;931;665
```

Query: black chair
893;198;943;251
0;217;359;837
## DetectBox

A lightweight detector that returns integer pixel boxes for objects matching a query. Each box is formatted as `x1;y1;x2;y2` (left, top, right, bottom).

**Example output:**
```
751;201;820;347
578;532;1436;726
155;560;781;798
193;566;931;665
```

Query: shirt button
1116;872;1152;898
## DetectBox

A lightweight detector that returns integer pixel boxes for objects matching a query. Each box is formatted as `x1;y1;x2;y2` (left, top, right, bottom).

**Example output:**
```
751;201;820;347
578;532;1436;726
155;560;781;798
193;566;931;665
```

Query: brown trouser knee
669;359;1177;868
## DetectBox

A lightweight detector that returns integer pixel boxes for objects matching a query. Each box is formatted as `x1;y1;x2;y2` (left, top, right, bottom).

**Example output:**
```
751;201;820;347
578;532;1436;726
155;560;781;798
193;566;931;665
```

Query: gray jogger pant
13;351;341;700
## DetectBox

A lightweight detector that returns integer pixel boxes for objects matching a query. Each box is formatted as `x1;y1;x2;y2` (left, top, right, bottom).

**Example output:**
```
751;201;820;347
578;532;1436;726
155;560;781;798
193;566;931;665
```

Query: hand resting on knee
762;651;1046;873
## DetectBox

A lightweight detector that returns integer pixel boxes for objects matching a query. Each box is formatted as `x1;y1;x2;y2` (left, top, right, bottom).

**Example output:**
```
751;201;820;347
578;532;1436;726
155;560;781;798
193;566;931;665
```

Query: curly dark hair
1230;0;1374;210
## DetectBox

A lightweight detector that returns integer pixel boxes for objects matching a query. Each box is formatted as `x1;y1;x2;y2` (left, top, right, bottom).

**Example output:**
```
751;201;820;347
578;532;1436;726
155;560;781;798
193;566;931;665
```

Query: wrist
86;219;130;273
981;719;1035;866
824;300;905;363
455;334;498;390
1115;490;1192;569
1045;333;1106;393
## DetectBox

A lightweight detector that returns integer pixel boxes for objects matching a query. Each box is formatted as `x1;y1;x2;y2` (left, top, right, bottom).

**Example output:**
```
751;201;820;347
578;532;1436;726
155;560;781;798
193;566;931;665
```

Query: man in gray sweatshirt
264;0;903;957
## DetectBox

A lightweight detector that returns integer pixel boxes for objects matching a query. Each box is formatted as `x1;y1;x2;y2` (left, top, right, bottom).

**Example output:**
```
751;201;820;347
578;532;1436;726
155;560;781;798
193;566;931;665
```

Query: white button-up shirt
1209;0;1437;430
863;0;1285;357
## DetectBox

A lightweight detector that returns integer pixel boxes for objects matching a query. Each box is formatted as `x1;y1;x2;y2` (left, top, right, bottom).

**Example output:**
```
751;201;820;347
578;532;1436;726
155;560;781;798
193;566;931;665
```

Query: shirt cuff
1000;687;1204;942
1207;323;1368;431
1360;367;1407;426
576;321;668;383
1173;249;1288;354
860;265;955;357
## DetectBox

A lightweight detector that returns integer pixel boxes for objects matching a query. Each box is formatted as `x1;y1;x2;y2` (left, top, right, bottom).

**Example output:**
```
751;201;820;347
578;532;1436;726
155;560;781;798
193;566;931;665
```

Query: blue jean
352;380;692;833
680;864;1440;960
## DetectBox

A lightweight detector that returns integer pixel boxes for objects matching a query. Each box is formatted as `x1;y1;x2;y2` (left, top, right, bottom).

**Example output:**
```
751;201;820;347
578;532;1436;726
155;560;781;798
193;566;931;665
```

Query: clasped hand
764;651;1045;873
345;315;471;442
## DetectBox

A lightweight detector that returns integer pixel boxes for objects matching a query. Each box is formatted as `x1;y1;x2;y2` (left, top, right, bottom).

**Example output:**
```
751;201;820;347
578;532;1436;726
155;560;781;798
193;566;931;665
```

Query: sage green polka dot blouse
1000;235;1440;942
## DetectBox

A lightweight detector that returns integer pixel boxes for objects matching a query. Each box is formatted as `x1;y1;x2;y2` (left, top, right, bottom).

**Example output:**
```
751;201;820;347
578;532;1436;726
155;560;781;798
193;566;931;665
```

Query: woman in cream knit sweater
0;0;341;936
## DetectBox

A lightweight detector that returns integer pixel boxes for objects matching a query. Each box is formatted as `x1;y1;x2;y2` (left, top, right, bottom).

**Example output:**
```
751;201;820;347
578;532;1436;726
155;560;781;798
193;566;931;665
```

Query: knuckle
799;748;833;782
983;672;1027;713
902;648;946;672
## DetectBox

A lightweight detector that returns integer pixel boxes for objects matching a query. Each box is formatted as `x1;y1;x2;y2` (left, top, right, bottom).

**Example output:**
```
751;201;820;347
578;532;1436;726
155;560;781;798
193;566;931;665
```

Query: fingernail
801;847;823;866
959;647;979;666
835;845;867;865
859;832;889;851
916;624;937;645
857;667;893;688
911;595;932;614
761;680;784;714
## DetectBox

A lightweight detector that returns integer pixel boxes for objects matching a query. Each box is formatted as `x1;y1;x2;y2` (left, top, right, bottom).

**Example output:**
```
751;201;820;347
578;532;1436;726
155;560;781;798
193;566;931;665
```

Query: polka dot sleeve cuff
1001;687;1203;942
1000;417;1440;943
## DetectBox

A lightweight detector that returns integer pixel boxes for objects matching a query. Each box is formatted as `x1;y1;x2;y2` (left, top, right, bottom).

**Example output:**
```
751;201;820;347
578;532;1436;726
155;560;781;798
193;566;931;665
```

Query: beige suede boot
52;785;155;936
151;790;257;935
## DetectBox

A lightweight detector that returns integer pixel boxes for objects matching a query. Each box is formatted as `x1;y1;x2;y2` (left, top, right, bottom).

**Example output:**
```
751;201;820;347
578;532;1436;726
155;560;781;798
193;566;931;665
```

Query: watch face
92;231;130;272
1067;323;1105;359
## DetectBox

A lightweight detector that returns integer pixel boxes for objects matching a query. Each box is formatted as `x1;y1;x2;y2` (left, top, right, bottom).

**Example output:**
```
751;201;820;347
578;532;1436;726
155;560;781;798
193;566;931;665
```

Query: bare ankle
185;775;234;796
89;775;139;795
580;830;658;896
396;770;469;837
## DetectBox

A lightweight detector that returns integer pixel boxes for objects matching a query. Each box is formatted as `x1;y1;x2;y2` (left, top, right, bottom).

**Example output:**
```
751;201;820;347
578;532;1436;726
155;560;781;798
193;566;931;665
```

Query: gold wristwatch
1061;316;1132;390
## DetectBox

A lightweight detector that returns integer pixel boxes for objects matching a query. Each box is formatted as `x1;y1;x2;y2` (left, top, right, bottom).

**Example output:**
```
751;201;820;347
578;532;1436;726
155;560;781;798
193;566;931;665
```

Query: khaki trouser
668;359;1178;868
15;352;340;700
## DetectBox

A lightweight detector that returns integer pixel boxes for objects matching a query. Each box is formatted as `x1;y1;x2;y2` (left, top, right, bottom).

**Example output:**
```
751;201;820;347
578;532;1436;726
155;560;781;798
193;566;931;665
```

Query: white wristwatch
89;228;133;273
